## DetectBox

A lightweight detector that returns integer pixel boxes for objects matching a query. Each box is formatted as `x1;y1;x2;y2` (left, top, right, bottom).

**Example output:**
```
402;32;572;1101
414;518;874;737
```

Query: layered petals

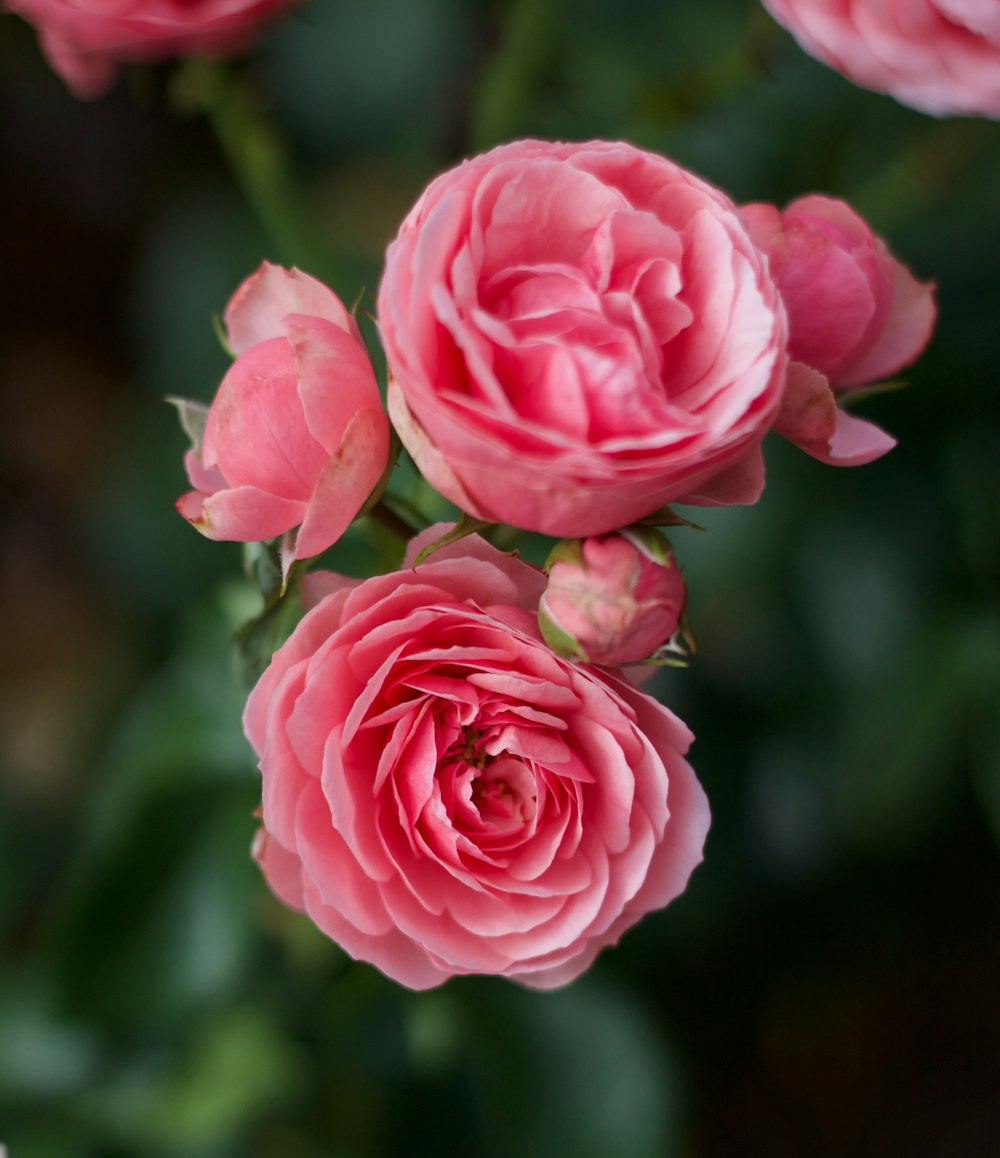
245;528;710;989
378;140;788;537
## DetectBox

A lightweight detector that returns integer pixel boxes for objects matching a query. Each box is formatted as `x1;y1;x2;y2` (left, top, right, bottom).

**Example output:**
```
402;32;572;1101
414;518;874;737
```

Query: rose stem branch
368;499;421;543
468;0;559;150
174;60;321;271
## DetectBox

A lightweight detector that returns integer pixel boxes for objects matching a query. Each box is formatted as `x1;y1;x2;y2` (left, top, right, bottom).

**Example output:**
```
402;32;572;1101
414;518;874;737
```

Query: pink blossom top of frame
762;0;1000;118
7;0;300;97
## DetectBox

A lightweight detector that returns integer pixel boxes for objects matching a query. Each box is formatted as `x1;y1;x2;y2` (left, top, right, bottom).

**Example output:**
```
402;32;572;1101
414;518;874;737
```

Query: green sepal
636;609;696;669
841;377;908;405
166;396;210;453
236;539;308;689
635;507;705;532
537;607;588;663
234;587;304;690
542;538;585;574
211;312;235;359
620;524;675;566
412;513;496;567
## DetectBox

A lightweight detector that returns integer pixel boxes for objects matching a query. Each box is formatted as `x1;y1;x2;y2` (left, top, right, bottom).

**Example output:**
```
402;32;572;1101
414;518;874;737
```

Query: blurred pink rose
175;262;390;564
246;527;710;990
761;0;1000;118
6;0;297;98
538;528;687;666
742;195;935;465
378;139;788;538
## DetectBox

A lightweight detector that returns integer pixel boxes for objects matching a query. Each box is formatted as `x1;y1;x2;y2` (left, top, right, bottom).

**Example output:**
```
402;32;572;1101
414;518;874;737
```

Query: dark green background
1;0;998;1154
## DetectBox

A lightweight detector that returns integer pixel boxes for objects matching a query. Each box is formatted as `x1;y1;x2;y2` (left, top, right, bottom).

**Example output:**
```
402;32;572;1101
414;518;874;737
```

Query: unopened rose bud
741;195;935;467
538;528;686;666
173;262;390;576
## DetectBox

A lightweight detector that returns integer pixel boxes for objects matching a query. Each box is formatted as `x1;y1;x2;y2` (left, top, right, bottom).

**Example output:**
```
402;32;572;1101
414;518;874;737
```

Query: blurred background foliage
1;0;998;1154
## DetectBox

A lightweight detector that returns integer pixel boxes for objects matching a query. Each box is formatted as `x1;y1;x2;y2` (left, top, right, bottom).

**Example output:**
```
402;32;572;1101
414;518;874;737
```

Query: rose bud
538;528;687;666
742;195;935;466
6;0;299;99
174;262;390;567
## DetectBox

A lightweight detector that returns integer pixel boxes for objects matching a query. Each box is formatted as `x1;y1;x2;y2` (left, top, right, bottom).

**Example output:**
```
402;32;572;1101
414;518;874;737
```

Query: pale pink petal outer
201;336;327;500
285;314;387;461
771;362;896;466
225;263;357;356
38;28;117;97
836;256;937;389
252;829;306;911
678;443;766;507
293;408;392;560
177;484;306;542
813;408;897;466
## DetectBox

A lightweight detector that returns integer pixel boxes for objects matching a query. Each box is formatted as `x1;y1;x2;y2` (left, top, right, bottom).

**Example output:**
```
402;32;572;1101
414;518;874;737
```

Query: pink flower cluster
174;139;935;988
762;0;1000;118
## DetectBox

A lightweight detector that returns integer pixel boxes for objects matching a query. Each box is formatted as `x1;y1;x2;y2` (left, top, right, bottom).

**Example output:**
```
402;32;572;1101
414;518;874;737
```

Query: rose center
469;757;537;828
442;728;537;831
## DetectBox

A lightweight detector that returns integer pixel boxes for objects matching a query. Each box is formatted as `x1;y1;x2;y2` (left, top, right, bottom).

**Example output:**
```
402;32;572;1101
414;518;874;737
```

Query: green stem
369;498;421;542
468;0;560;150
173;59;318;268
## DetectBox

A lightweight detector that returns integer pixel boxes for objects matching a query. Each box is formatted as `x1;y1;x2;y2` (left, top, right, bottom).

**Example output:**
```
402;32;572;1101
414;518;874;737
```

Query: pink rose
742;195;935;465
175;262;390;565
6;0;297;98
538;528;687;666
246;527;710;990
761;0;1000;118
378;139;788;538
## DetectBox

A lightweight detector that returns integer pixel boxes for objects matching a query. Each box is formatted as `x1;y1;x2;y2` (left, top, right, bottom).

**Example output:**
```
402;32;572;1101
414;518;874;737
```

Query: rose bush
761;0;1000;118
6;0;298;98
246;528;710;989
538;528;687;666
378;139;788;538
742;195;935;464
175;262;390;566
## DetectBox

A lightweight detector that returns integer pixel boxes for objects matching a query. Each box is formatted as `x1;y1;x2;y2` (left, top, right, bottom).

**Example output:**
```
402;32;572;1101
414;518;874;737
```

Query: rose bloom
761;0;1000;118
742;195;935;464
538;528;687;666
246;528;710;989
6;0;298;98
175;262;390;565
378;139;788;538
